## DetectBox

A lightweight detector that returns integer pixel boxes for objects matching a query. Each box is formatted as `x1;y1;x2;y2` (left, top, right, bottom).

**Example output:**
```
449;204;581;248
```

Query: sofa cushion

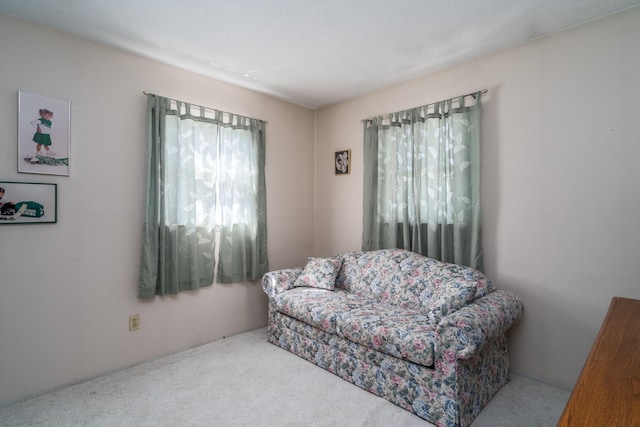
424;263;489;327
293;257;342;290
335;250;401;298
273;288;372;334
377;250;440;309
335;303;436;367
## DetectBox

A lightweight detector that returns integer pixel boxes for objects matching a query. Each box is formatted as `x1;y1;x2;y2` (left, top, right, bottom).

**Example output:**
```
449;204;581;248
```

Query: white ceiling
1;0;639;109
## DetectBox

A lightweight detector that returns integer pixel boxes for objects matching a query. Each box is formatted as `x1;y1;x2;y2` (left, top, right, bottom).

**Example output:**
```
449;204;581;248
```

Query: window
139;95;268;298
362;92;483;270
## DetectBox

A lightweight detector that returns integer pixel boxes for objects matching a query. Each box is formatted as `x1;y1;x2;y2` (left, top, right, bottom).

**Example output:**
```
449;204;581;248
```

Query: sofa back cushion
334;250;396;299
422;263;493;326
336;249;495;327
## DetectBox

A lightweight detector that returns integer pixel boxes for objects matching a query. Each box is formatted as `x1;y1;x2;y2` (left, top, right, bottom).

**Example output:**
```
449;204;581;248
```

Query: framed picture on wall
18;90;70;176
0;181;57;224
335;150;351;175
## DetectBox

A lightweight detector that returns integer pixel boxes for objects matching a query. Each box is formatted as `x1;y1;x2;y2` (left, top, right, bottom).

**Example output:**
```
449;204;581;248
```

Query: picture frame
335;149;351;175
18;90;70;176
0;181;57;224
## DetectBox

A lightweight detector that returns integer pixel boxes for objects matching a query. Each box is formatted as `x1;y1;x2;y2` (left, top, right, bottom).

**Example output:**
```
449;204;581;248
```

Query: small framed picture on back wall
335;150;351;175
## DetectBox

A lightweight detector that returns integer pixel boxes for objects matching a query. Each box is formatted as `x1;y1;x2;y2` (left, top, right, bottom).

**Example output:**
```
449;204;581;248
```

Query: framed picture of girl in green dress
18;90;70;176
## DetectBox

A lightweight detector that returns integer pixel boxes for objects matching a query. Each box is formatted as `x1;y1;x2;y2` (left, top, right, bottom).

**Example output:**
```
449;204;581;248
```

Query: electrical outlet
129;314;140;331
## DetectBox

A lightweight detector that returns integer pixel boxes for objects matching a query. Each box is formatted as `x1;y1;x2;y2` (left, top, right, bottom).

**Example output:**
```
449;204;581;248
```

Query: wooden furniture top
557;296;640;426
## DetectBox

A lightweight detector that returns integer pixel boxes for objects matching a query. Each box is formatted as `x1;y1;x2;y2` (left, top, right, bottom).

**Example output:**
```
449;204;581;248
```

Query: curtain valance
143;91;267;129
363;89;486;127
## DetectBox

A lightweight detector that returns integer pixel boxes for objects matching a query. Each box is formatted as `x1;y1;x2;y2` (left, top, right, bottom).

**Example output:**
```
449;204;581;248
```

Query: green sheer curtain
216;118;269;283
363;92;483;270
139;94;268;298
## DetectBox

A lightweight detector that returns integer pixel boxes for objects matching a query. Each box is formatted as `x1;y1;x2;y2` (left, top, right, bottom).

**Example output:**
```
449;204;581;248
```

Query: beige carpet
0;328;570;426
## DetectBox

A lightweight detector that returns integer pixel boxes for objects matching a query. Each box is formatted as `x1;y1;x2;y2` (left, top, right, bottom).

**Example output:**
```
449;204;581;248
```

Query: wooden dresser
557;297;640;426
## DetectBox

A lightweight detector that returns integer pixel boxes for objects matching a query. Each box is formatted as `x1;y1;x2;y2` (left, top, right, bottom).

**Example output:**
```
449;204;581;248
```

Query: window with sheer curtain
362;92;483;270
138;94;268;298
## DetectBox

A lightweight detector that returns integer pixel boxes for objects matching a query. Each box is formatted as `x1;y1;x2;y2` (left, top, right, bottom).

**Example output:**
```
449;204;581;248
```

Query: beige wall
0;14;315;405
315;8;640;389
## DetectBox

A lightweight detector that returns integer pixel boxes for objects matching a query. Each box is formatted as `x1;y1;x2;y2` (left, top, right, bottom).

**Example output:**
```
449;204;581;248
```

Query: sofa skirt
267;304;511;427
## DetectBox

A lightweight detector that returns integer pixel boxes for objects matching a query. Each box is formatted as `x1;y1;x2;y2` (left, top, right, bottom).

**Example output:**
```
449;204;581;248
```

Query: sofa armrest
436;290;523;359
261;268;304;300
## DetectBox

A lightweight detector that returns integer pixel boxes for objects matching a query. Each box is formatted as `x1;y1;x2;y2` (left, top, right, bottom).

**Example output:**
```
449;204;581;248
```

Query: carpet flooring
0;327;570;426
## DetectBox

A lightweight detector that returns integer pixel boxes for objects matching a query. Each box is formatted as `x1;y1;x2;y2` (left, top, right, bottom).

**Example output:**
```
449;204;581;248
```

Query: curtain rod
142;91;268;123
361;89;487;123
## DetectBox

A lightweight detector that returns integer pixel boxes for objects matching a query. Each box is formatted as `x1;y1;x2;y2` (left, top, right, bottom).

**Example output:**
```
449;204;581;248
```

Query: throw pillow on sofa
293;257;342;290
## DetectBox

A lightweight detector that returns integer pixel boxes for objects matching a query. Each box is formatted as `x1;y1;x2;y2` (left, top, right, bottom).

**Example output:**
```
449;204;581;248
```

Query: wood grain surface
557;297;640;426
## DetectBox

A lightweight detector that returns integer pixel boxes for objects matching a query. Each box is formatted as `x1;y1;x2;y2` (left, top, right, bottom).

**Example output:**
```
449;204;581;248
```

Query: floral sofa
262;249;523;427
